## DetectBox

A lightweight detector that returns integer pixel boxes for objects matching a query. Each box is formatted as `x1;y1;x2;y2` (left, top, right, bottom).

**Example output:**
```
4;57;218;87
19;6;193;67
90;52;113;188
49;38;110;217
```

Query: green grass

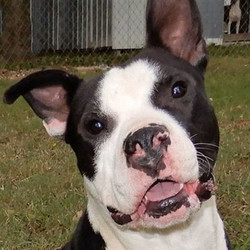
206;57;250;249
209;44;250;58
0;58;250;249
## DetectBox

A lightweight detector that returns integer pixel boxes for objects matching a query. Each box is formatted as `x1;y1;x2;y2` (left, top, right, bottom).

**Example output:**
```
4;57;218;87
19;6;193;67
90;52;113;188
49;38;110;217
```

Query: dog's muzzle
107;173;216;226
123;124;171;178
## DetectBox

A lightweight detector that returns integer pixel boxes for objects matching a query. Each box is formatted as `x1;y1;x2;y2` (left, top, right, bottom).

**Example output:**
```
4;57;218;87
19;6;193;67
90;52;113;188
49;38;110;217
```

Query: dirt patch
75;65;109;74
0;69;37;80
235;120;250;129
0;65;108;80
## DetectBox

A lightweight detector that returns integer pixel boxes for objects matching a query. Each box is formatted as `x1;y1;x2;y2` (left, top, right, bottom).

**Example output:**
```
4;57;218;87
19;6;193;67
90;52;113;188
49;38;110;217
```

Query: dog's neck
87;196;227;250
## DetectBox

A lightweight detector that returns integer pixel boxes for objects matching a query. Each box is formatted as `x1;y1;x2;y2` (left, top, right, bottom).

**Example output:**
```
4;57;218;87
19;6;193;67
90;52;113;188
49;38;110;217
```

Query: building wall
30;0;224;53
112;0;147;49
112;0;224;49
31;0;112;54
197;0;224;44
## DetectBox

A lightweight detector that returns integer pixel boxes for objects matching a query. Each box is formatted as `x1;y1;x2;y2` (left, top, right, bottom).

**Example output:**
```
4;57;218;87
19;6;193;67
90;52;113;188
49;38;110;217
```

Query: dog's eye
86;120;104;135
172;81;187;98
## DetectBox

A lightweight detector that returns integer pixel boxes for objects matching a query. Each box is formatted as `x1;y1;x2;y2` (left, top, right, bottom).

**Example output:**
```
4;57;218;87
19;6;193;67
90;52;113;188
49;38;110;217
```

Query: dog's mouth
107;173;216;226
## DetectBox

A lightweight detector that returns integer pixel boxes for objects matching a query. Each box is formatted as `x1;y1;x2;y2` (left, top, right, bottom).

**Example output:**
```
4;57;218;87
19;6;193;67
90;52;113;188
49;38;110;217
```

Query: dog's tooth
180;184;184;190
144;196;148;201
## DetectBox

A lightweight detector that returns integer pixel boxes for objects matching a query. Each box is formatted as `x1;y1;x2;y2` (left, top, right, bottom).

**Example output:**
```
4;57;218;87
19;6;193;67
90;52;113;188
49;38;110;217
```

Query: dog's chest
96;198;228;250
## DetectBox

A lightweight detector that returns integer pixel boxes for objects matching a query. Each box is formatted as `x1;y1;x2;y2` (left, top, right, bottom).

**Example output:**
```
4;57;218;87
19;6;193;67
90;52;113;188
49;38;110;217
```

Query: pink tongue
146;181;181;202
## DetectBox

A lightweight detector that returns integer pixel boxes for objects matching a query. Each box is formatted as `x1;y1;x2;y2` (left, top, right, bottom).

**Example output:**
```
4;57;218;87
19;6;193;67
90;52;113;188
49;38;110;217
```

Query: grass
0;49;139;71
206;57;250;249
0;57;249;249
1;44;250;71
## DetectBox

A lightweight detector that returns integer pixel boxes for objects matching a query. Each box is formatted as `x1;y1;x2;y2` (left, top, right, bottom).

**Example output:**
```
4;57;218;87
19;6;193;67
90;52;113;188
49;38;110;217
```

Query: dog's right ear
146;0;208;73
3;70;82;138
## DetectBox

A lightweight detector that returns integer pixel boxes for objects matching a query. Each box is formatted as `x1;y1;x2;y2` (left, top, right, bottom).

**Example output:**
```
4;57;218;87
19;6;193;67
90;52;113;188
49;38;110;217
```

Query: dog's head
4;0;219;229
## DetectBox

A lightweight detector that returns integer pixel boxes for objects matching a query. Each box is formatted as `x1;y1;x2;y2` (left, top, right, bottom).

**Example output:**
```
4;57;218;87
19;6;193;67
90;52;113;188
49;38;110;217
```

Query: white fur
81;59;226;248
42;119;66;137
85;60;199;227
87;195;227;250
98;60;158;117
228;0;242;34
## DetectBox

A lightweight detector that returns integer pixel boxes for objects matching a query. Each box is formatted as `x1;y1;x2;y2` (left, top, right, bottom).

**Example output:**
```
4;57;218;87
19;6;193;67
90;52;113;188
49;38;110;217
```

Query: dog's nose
123;125;171;178
124;125;170;155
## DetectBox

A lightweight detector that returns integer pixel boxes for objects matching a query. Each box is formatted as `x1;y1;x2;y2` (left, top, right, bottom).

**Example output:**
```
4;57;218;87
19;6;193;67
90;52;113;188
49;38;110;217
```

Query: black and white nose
123;125;171;178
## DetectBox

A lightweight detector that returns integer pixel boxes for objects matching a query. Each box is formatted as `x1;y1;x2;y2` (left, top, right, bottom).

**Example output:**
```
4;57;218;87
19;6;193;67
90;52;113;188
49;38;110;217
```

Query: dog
4;0;231;249
228;0;242;34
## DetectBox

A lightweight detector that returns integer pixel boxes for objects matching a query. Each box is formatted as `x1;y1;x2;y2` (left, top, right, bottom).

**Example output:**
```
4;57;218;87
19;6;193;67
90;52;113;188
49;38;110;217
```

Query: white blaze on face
98;60;158;118
86;59;199;216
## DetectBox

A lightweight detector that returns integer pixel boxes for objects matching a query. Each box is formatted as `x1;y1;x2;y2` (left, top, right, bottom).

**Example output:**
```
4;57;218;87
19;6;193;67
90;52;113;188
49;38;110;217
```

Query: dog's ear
146;0;208;73
3;70;81;138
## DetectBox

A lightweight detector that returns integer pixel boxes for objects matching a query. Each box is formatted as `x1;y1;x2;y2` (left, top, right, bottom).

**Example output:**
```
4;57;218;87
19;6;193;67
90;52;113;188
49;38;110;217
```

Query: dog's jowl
4;0;231;249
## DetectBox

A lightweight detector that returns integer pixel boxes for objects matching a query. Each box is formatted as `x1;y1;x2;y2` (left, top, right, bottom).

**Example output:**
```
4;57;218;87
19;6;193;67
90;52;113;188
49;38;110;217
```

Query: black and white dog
4;0;231;249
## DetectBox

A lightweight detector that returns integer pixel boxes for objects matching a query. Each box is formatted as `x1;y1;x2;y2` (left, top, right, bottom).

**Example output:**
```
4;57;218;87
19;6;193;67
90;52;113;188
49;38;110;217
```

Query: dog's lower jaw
87;196;228;250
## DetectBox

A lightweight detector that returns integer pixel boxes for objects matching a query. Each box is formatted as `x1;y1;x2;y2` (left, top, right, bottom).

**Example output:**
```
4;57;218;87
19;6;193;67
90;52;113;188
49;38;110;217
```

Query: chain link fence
0;0;249;70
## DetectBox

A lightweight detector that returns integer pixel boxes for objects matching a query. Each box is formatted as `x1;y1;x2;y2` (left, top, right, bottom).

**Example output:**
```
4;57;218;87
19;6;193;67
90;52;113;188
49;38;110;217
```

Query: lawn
0;57;249;249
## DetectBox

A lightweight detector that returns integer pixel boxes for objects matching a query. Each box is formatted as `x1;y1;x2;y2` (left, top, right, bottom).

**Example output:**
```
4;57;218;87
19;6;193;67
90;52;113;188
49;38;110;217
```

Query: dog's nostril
124;140;142;155
124;126;170;156
158;134;167;142
161;135;171;144
124;140;135;155
152;132;171;148
107;206;119;214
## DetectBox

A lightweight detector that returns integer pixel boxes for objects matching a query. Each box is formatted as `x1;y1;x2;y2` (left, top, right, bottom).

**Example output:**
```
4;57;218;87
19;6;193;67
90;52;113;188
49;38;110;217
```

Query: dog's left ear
146;0;208;73
3;70;81;138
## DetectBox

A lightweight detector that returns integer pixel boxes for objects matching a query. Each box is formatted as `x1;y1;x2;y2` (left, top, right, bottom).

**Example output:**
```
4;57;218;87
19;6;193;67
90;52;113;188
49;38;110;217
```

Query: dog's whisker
197;160;207;172
194;143;219;148
197;152;213;174
197;157;212;174
195;147;217;152
190;133;199;140
196;151;214;162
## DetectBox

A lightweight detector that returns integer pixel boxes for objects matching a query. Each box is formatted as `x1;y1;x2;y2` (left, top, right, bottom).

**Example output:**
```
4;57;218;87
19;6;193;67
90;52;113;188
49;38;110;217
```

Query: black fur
65;75;115;179
3;0;231;248
3;70;80;106
62;213;105;250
